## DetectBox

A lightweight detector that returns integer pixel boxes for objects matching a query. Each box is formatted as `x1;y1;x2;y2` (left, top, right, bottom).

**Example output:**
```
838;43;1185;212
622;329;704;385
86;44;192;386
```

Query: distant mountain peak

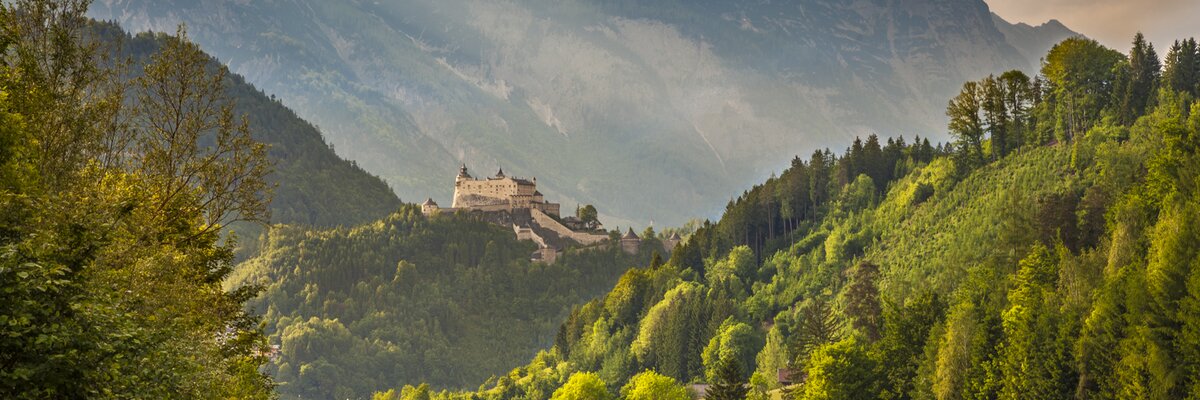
990;12;1080;68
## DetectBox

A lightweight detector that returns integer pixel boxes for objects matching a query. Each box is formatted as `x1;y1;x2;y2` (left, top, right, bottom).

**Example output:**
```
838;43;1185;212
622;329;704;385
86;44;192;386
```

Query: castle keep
450;165;560;216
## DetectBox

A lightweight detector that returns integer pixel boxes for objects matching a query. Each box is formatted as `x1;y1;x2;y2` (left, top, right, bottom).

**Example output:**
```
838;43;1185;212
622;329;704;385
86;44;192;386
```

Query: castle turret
664;232;682;252
457;164;472;182
620;228;641;255
421;198;440;216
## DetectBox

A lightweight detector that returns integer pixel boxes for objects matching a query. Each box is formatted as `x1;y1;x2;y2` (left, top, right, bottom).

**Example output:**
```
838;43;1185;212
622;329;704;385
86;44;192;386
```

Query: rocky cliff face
89;0;1076;226
990;13;1079;68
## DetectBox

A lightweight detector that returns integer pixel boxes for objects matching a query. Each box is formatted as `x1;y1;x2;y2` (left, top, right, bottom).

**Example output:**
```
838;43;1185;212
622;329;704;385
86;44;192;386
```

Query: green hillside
231;207;663;399
93;22;403;228
377;35;1200;400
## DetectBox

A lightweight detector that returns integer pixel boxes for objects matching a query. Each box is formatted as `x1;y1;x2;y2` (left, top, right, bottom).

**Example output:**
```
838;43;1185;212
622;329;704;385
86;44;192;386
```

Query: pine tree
1119;32;1162;125
706;357;750;400
844;262;883;341
994;245;1073;400
1164;38;1199;96
792;297;844;366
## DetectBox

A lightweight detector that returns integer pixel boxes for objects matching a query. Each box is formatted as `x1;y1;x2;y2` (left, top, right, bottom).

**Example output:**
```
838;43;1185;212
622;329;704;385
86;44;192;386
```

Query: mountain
87;0;1076;227
95;22;403;228
990;14;1078;67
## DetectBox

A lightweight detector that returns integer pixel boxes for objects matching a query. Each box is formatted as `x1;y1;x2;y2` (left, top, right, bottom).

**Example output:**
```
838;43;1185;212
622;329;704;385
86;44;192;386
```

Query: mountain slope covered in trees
231;208;666;399
88;0;1077;226
95;22;402;228
376;34;1200;400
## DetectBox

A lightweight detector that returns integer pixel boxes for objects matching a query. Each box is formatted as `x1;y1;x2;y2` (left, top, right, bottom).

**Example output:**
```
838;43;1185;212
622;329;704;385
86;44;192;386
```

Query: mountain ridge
88;0;1077;227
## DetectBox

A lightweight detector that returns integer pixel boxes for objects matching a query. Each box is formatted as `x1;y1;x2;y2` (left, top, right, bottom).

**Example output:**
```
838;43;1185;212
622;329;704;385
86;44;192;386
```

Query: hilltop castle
420;164;681;263
421;165;562;216
454;165;561;215
421;165;608;263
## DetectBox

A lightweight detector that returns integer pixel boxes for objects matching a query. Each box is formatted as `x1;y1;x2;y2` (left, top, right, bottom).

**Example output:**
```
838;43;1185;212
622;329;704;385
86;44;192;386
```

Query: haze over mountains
89;0;1076;226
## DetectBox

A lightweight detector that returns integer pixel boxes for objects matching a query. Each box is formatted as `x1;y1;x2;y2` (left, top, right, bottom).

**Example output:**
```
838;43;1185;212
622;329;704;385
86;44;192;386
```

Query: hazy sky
988;0;1200;53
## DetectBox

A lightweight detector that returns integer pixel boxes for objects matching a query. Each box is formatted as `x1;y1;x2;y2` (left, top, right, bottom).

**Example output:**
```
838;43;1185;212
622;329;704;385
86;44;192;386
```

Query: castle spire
495;166;505;178
457;163;471;180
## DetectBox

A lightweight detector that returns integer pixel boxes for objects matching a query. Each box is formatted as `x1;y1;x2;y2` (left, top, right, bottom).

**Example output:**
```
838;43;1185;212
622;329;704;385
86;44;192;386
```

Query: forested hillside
93;22;402;228
377;34;1200;400
232;208;664;399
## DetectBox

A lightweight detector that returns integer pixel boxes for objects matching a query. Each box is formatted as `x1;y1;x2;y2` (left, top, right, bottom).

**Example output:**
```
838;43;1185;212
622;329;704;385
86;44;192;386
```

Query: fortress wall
513;224;546;248
530;209;607;245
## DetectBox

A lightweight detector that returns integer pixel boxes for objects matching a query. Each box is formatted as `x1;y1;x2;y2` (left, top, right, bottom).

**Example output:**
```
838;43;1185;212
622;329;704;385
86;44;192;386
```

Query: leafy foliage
0;1;273;397
619;371;690;400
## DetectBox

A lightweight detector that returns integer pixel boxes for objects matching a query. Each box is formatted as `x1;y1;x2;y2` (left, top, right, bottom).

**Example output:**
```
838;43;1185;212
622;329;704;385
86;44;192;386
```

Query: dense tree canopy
0;0;273;397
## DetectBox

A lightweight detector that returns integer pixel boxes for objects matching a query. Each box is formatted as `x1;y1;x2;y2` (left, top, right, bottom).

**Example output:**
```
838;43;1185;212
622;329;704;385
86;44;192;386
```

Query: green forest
5;0;1200;399
372;34;1200;400
0;0;400;398
234;208;661;399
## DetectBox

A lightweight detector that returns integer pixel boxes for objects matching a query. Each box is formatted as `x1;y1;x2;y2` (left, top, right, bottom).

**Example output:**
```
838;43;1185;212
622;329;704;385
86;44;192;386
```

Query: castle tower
456;163;472;182
421;198;440;216
663;232;682;252
620;228;641;255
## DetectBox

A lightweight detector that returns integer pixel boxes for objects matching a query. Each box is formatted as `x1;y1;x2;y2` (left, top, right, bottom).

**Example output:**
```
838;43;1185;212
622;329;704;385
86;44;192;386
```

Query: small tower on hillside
421;198;440;216
620;228;641;255
663;232;682;252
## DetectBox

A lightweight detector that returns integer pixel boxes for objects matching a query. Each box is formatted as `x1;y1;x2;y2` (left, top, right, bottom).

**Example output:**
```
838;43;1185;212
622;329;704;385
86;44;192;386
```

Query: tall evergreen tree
1119;32;1162;125
994;245;1074;400
844;262;883;341
705;357;750;400
1164;38;1199;96
792;297;844;367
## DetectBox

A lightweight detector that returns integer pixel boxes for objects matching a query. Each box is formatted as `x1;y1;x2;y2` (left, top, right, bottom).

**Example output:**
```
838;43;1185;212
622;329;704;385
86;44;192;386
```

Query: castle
422;165;606;263
422;165;562;216
421;164;681;263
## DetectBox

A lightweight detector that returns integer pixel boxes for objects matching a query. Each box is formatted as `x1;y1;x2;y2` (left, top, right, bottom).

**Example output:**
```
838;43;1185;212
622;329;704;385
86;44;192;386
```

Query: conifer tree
1119;32;1162;125
792;297;843;367
1164;38;1199;96
706;357;750;400
844;262;882;341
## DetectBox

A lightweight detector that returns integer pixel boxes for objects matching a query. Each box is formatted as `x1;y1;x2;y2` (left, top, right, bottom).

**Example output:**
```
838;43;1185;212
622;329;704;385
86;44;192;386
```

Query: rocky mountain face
89;0;1076;226
990;13;1078;68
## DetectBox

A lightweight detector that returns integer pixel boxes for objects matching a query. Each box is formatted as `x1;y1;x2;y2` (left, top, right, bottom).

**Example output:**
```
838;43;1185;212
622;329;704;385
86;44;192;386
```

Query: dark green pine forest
5;0;1200;399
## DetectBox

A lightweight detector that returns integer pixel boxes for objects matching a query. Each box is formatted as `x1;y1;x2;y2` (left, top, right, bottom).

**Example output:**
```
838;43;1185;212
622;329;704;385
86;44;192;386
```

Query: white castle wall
530;209;608;246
